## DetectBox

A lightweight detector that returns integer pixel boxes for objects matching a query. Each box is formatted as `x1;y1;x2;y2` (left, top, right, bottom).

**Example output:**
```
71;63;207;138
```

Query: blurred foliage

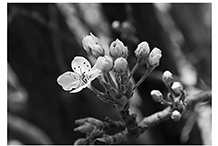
8;3;211;145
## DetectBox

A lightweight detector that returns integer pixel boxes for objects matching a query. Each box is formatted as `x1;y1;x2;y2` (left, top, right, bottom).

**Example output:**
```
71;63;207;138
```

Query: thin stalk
99;77;111;91
161;99;173;106
133;67;155;91
165;83;176;102
114;73;121;91
125;61;140;84
105;72;117;89
89;84;116;104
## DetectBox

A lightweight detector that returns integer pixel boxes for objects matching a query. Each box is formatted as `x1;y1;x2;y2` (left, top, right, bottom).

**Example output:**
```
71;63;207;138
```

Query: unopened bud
92;45;104;58
121;21;136;33
151;90;163;102
171;110;181;122
134;41;150;59
74;122;94;134
112;20;121;30
109;39;128;59
148;47;162;67
171;82;183;95
95;55;113;72
113;57;128;73
162;70;173;85
82;33;100;54
74;138;87;145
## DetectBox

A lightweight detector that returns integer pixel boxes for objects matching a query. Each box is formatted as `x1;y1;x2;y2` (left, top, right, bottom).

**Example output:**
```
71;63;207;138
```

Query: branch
133;66;155;91
104;117;126;130
74;89;212;145
92;107;172;144
139;106;172;129
184;90;211;107
94;129;130;144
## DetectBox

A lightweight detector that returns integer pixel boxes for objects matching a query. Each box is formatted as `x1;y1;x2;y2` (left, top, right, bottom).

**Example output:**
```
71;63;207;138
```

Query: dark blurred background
7;3;211;145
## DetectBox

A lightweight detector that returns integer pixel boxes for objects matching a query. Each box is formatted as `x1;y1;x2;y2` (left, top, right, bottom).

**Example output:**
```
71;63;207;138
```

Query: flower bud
74;138;87;145
82;33;100;54
74;122;94;134
92;44;104;58
148;47;162;67
112;20;121;30
171;110;181;122
134;41;150;59
162;70;173;85
95;55;113;72
109;39;128;59
113;57;128;73
171;82;183;95
121;21;135;33
151;90;163;102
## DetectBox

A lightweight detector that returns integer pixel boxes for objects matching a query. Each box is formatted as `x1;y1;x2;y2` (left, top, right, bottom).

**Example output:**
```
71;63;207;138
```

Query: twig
126;61;139;83
139;106;172;129
94;129;129;144
104;117;126;130
89;85;116;104
133;66;155;91
74;89;211;145
184;90;211;107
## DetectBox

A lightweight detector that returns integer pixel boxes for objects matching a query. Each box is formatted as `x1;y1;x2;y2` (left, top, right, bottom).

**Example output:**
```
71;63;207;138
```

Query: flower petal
57;71;80;91
71;56;92;75
70;83;89;93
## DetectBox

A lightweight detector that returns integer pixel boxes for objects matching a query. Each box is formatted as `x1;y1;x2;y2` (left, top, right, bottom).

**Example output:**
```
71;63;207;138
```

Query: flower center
81;73;89;84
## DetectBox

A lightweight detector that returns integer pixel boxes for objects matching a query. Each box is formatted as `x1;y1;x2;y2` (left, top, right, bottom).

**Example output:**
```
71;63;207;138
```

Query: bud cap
171;110;181;121
148;47;162;66
95;55;113;72
171;82;183;94
134;41;150;59
109;39;128;59
82;33;99;53
162;70;173;85
151;90;163;102
92;45;104;58
113;57;128;73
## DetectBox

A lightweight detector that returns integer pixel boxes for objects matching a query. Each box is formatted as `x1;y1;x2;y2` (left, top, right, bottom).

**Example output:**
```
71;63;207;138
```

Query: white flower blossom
57;56;101;93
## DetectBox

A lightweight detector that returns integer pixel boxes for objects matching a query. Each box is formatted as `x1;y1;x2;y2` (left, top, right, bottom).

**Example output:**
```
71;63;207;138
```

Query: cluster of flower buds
58;33;162;112
150;70;186;122
73;117;105;145
134;41;162;67
74;117;104;134
81;33;131;111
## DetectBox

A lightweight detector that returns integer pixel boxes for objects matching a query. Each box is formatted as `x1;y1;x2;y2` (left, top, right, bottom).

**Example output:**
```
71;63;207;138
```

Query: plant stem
89;84;116;104
126;61;139;84
105;72;116;88
139;106;172;129
133;66;155;91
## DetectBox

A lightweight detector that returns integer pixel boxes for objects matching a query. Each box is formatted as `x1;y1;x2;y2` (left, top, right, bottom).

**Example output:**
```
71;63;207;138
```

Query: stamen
81;74;89;84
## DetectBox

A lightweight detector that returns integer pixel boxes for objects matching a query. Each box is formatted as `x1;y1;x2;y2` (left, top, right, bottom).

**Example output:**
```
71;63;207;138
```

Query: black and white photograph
7;3;212;145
